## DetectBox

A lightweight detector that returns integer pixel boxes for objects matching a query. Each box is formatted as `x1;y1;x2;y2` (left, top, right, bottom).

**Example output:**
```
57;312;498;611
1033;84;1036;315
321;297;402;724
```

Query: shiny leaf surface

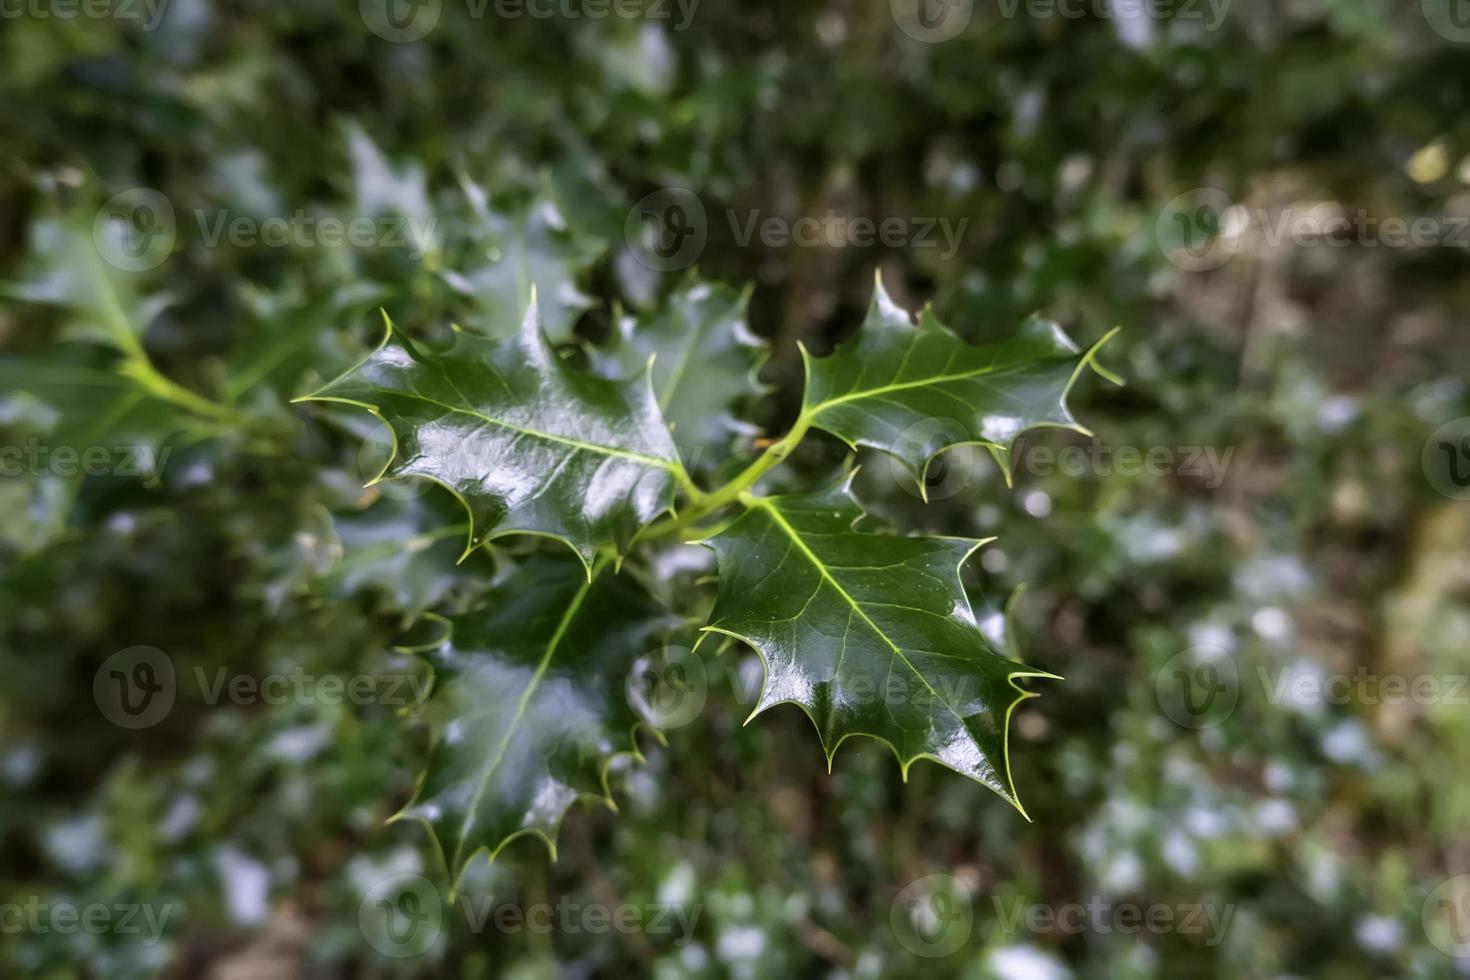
297;296;684;569
801;276;1115;487
699;479;1054;811
396;554;673;890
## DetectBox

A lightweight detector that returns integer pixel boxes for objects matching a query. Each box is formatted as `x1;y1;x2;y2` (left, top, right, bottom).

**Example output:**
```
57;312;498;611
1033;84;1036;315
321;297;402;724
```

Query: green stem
671;459;705;505
120;358;239;423
646;412;812;541
81;228;244;428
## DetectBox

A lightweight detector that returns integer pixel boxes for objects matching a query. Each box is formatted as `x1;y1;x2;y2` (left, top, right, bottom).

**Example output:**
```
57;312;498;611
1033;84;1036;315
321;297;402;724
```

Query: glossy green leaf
699;479;1055;811
395;553;674;891
800;275;1117;489
604;281;768;471
296;296;685;570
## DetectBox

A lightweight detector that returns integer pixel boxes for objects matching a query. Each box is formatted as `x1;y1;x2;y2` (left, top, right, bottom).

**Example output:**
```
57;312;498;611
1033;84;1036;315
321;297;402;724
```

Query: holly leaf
439;179;604;339
603;281;768;472
295;295;685;570
698;479;1055;811
800;275;1118;490
1;213;172;352
0;349;184;552
318;496;486;623
227;278;389;401
394;553;674;892
344;122;436;255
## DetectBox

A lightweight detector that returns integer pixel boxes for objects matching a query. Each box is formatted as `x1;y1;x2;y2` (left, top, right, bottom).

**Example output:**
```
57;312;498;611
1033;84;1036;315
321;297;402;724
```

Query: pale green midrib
655;312;708;413
81;233;146;361
319;389;676;471
451;559;603;870
807;359;1035;414
753;500;952;710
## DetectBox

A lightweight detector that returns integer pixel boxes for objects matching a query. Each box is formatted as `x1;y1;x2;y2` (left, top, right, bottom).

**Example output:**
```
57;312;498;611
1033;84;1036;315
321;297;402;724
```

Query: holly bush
2;2;1469;978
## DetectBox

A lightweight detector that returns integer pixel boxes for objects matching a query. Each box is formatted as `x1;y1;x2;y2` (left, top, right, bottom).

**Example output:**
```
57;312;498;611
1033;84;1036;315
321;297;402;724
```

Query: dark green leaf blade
699;479;1055;811
296;296;685;569
227;279;389;400
317;496;483;624
603;281;768;471
394;554;673;891
801;276;1117;488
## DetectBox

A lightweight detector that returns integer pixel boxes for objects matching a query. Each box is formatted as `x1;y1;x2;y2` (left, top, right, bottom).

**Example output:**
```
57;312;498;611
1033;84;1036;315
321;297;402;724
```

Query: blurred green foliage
2;1;1469;977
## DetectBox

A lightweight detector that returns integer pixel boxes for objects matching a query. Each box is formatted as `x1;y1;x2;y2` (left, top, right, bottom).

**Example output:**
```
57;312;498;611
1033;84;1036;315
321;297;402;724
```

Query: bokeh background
3;0;1470;976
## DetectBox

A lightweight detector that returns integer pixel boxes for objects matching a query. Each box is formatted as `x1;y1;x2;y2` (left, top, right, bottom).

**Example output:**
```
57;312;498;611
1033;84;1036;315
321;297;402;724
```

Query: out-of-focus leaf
0;350;183;551
344;123;435;249
1;214;172;352
439;179;604;339
228;279;389;400
318;496;483;622
604;281;767;472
